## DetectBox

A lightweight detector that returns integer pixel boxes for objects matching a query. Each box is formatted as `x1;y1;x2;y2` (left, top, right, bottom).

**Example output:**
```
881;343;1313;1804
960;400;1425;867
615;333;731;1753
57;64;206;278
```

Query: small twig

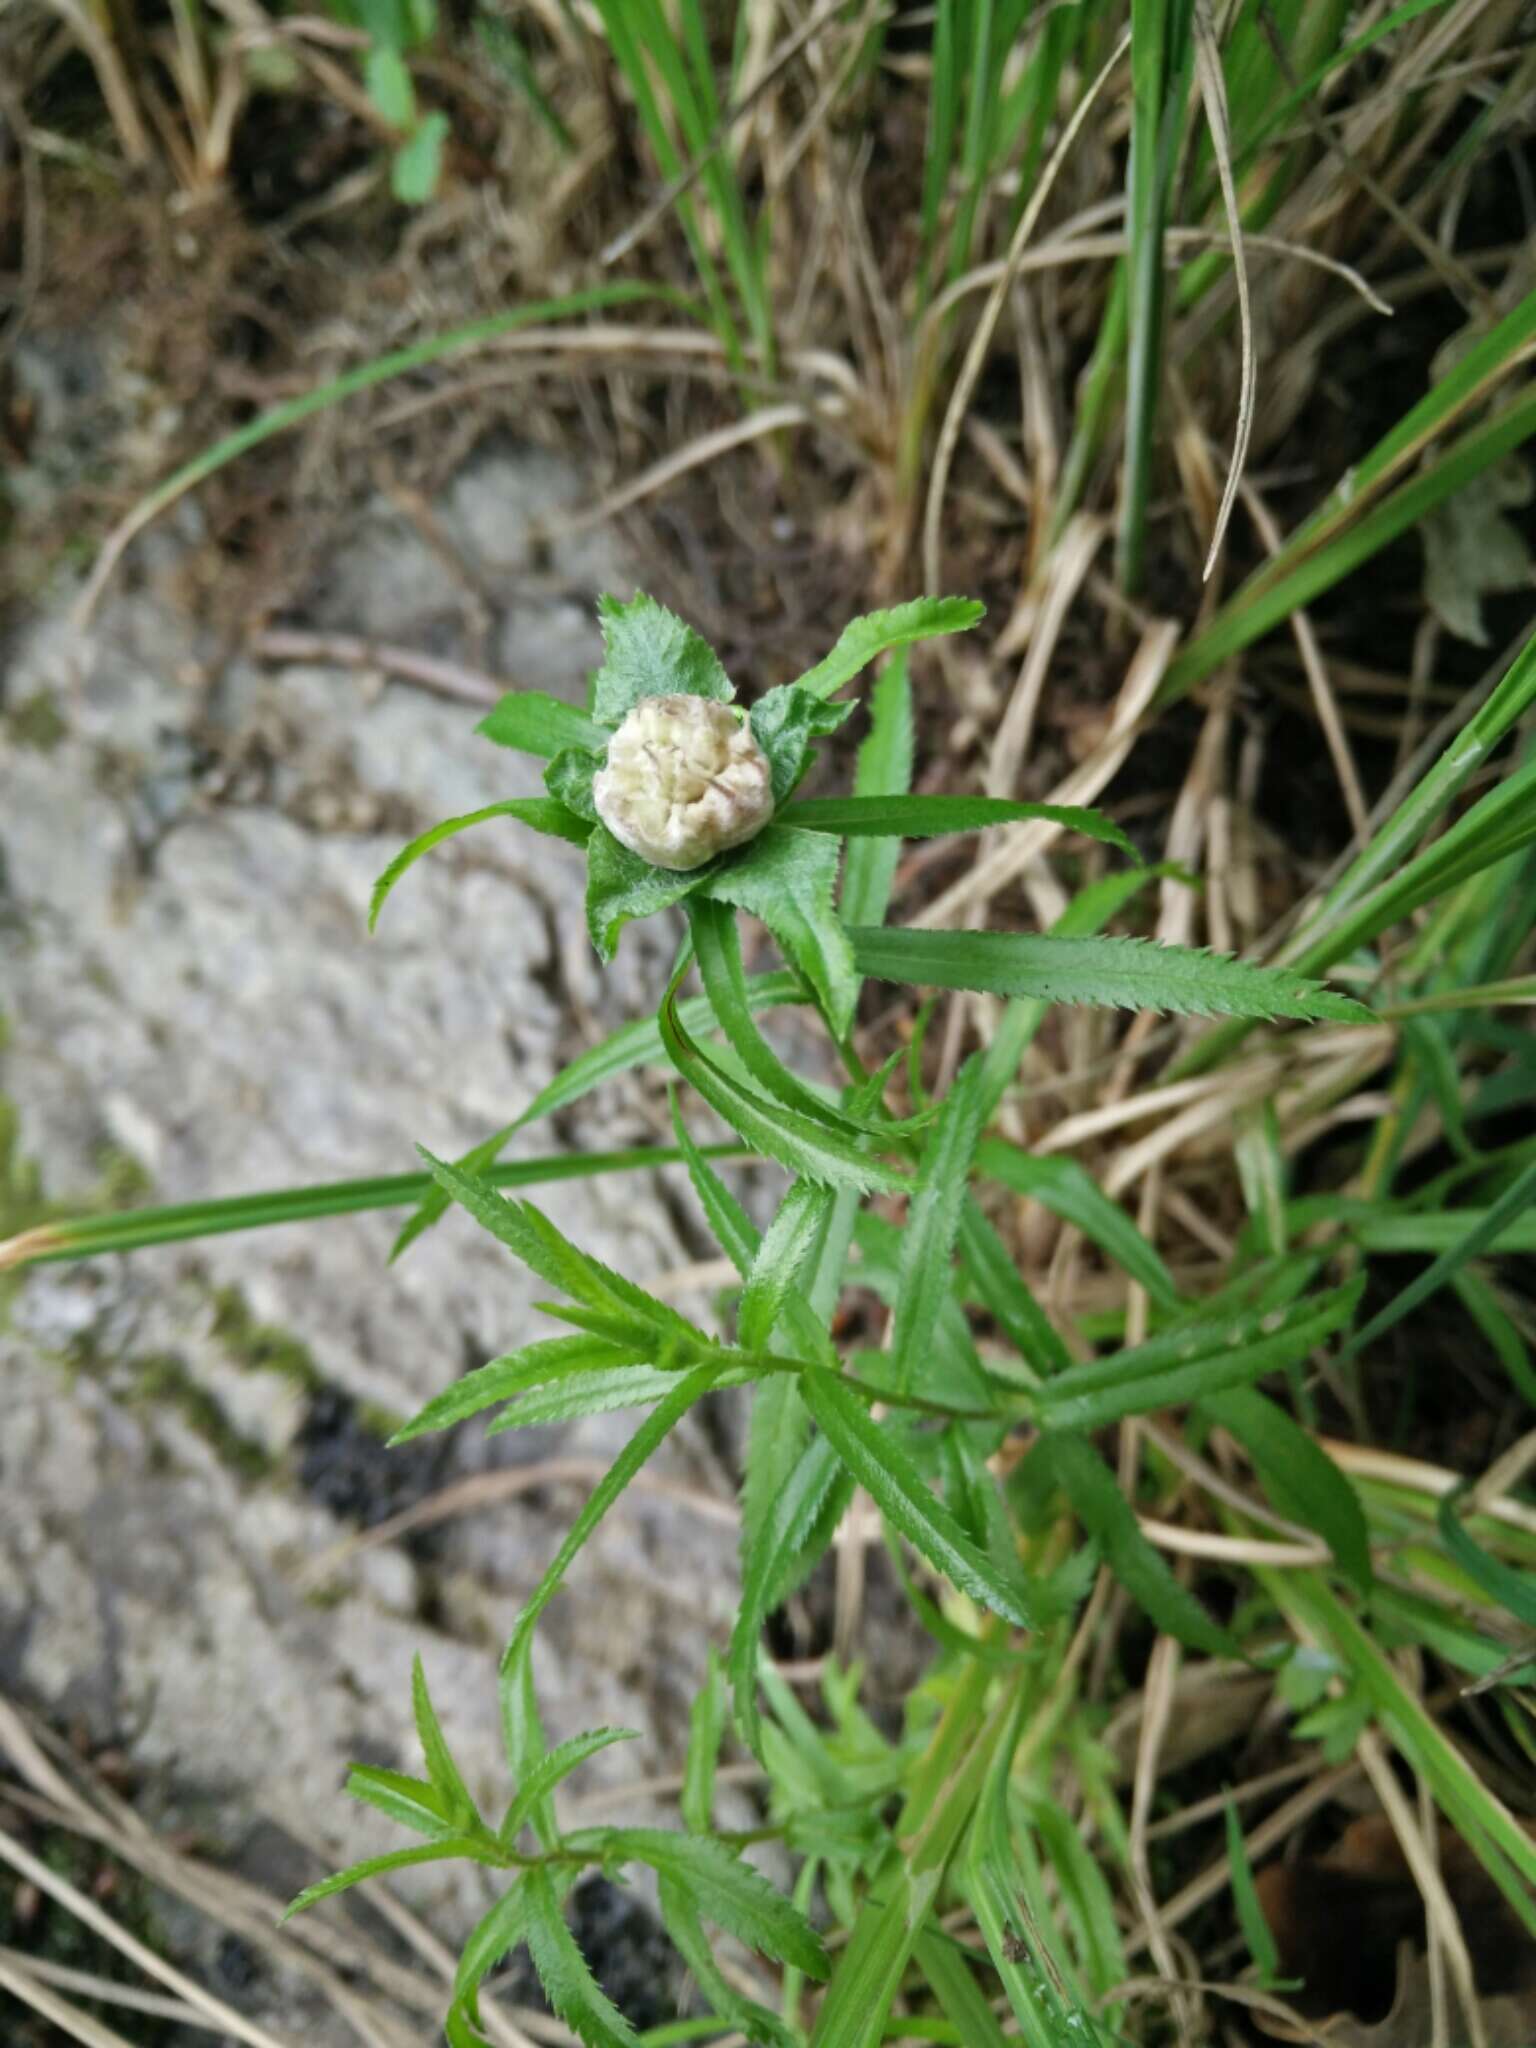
1192;0;1257;582
249;629;506;706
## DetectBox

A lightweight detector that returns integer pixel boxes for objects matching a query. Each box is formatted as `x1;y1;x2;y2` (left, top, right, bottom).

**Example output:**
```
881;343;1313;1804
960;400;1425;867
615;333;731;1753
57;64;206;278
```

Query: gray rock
0;448;752;2032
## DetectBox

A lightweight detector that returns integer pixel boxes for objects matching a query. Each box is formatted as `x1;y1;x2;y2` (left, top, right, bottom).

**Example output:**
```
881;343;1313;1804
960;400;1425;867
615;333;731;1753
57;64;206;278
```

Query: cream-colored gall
592;693;773;871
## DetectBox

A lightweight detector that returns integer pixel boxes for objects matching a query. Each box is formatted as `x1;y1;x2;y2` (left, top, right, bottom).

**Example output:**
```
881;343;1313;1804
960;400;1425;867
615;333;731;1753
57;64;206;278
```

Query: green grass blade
369;799;588;930
782;793;1136;859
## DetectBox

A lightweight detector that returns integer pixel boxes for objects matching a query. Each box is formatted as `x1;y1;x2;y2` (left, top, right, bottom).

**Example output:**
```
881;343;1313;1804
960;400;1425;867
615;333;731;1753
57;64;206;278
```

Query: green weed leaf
784;793;1137;862
891;1056;989;1394
792;597;985;701
1036;1431;1236;1656
841;653;914;931
476;691;610;759
605;1829;829;1976
1204;1386;1372;1593
586;823;710;959
283;1839;503;1921
369;799;588;930
851;930;1372;1022
524;1866;640;2048
591;592;734;724
502;1728;637;1844
802;1368;1052;1631
703;824;858;1038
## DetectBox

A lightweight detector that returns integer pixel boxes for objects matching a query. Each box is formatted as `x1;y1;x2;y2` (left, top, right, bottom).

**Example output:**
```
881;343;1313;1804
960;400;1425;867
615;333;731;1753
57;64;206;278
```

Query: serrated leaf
841;653;913;930
524;1865;640;2048
659;969;908;1194
413;1655;478;1824
454;1879;532;2019
792;597;985;701
485;1363;735;1430
544;746;601;821
504;1365;718;1673
957;1198;1070;1379
750;683;854;804
739;1177;835;1354
682;1652;727;1836
605;1829;828;1977
392;110;447;204
369;799;588;930
586;822;710;959
390;972;804;1262
850;930;1372;1022
476;690;610;758
591;592;734;724
1033;1282;1364;1432
891;1055;989;1394
1037;1431;1235;1656
345;1764;454;1837
704;824;858;1039
658;1876;798;2048
502;1728;637;1843
976;1141;1178;1307
421;1149;698;1340
784;794;1137;862
801;1368;1051;1631
1203;1386;1372;1593
731;1432;845;1752
283;1838;501;1920
499;1631;552;1849
390;1335;644;1443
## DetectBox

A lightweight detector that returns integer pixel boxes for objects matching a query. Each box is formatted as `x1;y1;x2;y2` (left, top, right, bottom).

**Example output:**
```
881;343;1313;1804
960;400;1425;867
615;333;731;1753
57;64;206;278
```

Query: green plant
324;0;449;202
251;585;1511;2048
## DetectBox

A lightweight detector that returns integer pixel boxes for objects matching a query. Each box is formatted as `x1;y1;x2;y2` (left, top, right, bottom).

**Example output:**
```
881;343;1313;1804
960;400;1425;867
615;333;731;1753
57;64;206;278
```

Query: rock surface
0;445;746;2036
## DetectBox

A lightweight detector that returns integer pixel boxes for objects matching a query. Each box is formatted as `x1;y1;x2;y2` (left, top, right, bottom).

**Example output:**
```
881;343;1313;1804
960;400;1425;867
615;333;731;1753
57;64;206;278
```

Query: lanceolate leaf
454;1880;533;2017
346;1765;454;1837
591;591;734;723
486;1363;745;1430
604;1829;829;1976
524;1865;640;2048
476;691;611;759
791;597;985;701
681;1652;727;1836
1033;1282;1364;1432
283;1839;505;1920
802;1368;1051;1631
1437;1486;1536;1628
704;825;859;1038
977;1141;1178;1307
1203;1386;1372;1593
390;1335;647;1443
841;653;914;931
731;1432;846;1750
389;972;803;1261
501;1728;637;1843
957;1198;1070;1379
369;799;589;930
660;970;908;1193
1037;1431;1236;1656
412;1656;477;1826
891;1056;989;1394
658;1877;798;2048
850;929;1372;1022
784;794;1137;862
739;1177;836;1354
